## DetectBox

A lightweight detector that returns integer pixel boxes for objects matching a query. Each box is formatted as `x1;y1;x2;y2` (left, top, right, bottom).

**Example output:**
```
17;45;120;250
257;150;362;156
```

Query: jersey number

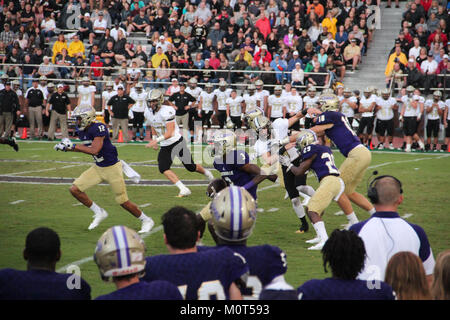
321;152;339;175
98;125;106;132
178;280;226;300
342;116;356;136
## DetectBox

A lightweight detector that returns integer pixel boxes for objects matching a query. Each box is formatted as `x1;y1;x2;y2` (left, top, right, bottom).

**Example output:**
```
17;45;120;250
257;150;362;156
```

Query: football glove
279;154;292;167
54;142;67;152
226;117;234;129
61;138;75;151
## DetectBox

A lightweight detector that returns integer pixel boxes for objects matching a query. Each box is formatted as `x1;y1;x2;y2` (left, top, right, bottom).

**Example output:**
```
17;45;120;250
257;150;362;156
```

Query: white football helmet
210;186;257;242
211;129;236;157
94;225;146;281
72;105;96;130
147;89;164;112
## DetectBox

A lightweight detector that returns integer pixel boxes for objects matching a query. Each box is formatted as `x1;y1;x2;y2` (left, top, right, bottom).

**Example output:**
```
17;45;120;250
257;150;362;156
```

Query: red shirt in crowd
90;61;103;77
255;16;271;40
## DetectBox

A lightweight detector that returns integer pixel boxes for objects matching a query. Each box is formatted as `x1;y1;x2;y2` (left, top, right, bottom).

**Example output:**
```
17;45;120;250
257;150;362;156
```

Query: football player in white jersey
375;89;397;150
268;85;286;122
284;86;303;131
226;90;245;129
242;84;261;113
444;97;450;152
77;77;96;108
129;83;148;141
411;88;426;151
303;86;319;129
145;90;214;197
185;78;203;142
424;91;445;151
254;79;269;116
282;83;292;98
198;83;215;129
357;87;376;148
339;87;358;127
102;82;117;126
213;80;232;128
400;86;425;152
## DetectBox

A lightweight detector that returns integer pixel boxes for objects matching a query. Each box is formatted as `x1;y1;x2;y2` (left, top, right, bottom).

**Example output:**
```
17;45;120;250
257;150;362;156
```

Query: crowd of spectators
384;0;450;95
0;0;382;93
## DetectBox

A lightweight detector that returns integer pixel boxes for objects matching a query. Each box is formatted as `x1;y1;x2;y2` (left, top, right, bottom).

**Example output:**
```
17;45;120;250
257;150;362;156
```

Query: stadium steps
342;2;406;92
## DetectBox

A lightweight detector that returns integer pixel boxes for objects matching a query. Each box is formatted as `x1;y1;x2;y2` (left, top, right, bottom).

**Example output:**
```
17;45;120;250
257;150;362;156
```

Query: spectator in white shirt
110;24;127;42
408;38;421;60
194;1;212;25
291;62;304;86
420;51;438;94
40;14;56;40
93;12;107;39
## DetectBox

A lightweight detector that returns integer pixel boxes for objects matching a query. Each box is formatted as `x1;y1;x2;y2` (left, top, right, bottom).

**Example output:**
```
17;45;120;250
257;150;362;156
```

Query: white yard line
368;154;449;170
0;164;84;176
9;200;25;205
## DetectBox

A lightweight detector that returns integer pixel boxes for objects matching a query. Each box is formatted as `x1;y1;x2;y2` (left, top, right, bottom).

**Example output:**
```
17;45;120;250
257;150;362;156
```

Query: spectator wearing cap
90;55;104;93
307;0;325;19
284;26;299;49
270;54;288;84
45;84;71;141
37;56;56;79
155;35;170;53
78;13;95;45
68;35;86;60
291;62;305;86
93;11;108;39
287;51;303;80
420;51;438;94
405;57;423;88
254;44;272;66
40;13;56;41
385;46;408;77
166;78;181;97
344;39;362;72
243;60;261;84
437;54;449;77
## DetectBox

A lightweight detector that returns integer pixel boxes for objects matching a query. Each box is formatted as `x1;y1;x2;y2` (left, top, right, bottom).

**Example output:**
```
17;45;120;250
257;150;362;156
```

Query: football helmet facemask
296;129;318;151
210;186;257;242
211;129;236;157
94;225;146;282
147;89;164;112
318;93;340;112
72;105;96;130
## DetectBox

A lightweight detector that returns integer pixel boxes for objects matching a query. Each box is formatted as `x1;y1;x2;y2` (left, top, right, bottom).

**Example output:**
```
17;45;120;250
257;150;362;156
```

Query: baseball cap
98;11;104;16
444;54;449;59
57;84;64;88
295;62;301;66
427;51;433;57
293;51;299;55
84;13;90;17
408;58;415;62
351;39;357;42
172;78;178;82
160;35;165;40
95;55;100;59
261;44;268;50
117;85;124;90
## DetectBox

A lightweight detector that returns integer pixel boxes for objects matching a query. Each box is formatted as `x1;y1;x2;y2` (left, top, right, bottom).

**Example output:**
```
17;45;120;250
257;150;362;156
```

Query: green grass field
0;141;449;299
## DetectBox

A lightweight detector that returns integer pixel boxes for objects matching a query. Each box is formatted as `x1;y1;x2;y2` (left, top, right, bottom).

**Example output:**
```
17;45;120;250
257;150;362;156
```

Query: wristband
286;164;293;172
156;136;165;143
243;180;256;190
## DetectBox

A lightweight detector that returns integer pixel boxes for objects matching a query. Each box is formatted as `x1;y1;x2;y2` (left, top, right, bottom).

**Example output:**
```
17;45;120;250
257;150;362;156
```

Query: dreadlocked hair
321;229;366;280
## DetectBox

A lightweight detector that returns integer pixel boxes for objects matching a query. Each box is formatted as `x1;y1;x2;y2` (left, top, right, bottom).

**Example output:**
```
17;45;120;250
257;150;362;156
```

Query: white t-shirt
130;91;148;112
413;94;425;117
254;139;270;158
286;93;303;114
360;96;376;117
185;87;203;101
420;59;438;74
146;105;181;147
37;84;49;100
242;93;260;112
376;97;396;120
93;18;107;34
339;95;358;118
268;95;286;118
78;85;96;107
226;96;243;117
213;88;232;111
408;46;421;59
303;95;319;118
127;68;141;80
424;99;445;120
199;91;215;112
102;89;117;108
255;89;270;111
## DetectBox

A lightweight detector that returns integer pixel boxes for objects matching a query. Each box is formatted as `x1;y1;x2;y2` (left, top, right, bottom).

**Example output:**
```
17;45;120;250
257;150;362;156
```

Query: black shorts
158;137;197;173
270;116;282;123
132;111;144;128
217;110;227;128
426;119;440;138
376;119;394;136
188;108;200;131
446;124;450;138
403;116;417;136
201;110;213;128
286;113;300;131
304;117;314;129
282;157;306;199
357;117;374;135
231;116;242;129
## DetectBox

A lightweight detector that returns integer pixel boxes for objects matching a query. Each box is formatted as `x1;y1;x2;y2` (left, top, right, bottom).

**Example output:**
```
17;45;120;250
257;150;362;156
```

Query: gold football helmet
147;89;164;112
94;225;146;281
296;129;318;151
211;129;236;157
248;113;271;132
318;93;340;112
72;105;96;130
210;186;257;242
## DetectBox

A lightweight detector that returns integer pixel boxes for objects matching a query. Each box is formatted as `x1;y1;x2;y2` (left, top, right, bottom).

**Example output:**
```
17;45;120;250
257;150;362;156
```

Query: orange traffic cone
21;127;27;139
369;141;373;150
447;144;450;153
118;130;124;143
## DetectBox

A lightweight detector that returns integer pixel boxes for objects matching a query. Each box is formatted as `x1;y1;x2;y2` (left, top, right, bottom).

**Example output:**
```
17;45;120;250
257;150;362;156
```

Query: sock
297;185;315;196
291;198;305;219
89;202;102;215
204;169;214;180
369;207;376;215
138;212;151;221
418;140;424;149
313;221;328;242
406;143;411;150
346;212;359;224
175;180;186;191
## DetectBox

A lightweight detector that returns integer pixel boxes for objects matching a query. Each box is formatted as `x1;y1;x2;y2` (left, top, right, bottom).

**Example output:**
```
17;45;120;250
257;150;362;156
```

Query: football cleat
88;209;108;230
305;236;321;244
308;241;326;250
295;218;309;234
138;217;155;234
177;187;192;197
8;137;19;152
389;143;394;150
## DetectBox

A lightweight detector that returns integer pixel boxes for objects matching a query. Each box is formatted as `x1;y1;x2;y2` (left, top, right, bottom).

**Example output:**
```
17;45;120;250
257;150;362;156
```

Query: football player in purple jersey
54;106;154;233
297;229;396;300
201;186;298;300
0;227;91;300
280;130;345;250
142;206;249;300
94;225;183;300
211;129;277;200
